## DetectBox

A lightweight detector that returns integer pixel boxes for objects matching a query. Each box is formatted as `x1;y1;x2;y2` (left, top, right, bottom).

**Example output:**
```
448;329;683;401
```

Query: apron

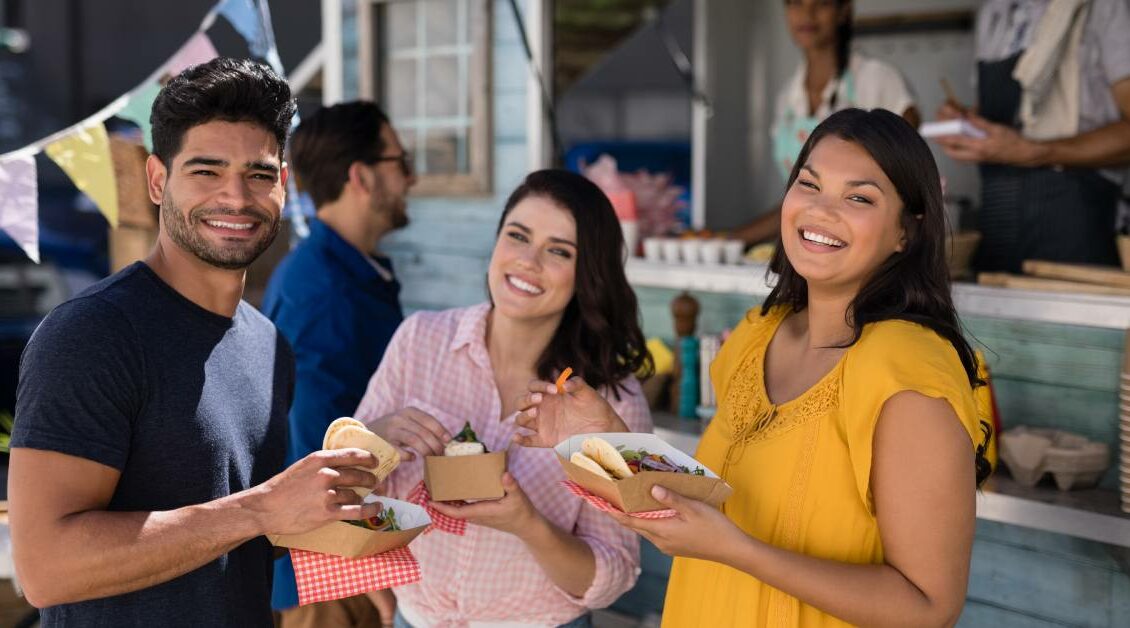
772;72;856;183
975;52;1120;272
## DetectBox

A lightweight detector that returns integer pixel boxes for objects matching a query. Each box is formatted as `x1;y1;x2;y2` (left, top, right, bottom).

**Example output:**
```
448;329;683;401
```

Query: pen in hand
940;77;968;117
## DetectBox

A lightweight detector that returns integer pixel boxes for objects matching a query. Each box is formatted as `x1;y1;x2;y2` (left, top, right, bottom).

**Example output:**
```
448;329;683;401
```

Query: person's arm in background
731;205;783;246
935;2;1130;169
937;80;1130;168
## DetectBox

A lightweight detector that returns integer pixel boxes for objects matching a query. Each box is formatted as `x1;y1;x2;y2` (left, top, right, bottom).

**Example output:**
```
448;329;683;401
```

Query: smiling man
8;58;383;628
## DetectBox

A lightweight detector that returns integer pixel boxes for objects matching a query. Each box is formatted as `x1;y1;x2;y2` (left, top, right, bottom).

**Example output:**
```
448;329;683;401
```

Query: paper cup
722;240;746;265
700;239;723;264
661;239;682;264
642;238;664;262
680;239;702;264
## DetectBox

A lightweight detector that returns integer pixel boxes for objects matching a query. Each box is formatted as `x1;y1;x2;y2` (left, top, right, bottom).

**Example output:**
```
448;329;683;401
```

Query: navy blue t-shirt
12;262;293;627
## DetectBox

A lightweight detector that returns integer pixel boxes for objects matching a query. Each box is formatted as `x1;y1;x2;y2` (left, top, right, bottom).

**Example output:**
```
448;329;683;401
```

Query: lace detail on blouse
718;309;841;474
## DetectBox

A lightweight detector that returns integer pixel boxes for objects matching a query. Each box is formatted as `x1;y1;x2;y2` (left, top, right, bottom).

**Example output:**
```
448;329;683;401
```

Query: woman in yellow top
516;108;994;626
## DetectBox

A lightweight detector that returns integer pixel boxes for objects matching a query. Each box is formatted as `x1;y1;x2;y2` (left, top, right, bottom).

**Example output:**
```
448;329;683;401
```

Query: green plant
0;410;13;453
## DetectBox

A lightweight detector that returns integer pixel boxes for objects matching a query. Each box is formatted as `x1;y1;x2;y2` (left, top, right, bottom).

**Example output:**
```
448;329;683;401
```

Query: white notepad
919;119;987;139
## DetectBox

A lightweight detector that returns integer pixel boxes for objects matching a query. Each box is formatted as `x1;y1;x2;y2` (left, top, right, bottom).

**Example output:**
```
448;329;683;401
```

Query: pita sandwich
323;417;401;498
581;437;634;479
570;451;614;480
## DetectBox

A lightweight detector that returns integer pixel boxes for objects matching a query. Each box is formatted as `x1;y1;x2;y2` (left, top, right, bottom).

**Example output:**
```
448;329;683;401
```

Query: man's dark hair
150;57;296;165
289;101;391;207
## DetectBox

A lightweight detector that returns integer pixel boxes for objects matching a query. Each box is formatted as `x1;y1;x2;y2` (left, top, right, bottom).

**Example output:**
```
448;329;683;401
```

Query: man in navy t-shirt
9;58;384;627
262;101;416;627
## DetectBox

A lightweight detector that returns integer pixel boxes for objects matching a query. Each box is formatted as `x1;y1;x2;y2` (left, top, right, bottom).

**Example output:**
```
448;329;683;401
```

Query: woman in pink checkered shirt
354;169;654;627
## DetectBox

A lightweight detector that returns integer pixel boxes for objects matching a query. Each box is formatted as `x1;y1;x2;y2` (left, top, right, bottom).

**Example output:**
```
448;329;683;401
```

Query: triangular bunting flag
0;153;40;263
219;0;285;75
44;121;120;227
117;81;162;152
166;31;219;77
219;0;270;56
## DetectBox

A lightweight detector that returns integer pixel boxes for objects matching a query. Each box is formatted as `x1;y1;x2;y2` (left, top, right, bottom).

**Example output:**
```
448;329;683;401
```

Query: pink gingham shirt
355;303;652;627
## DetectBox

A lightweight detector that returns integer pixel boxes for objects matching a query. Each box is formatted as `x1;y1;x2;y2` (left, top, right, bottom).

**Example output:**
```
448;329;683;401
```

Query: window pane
399;129;418;162
424;127;466;175
386;58;417;119
424;55;460;118
385;1;417;49
424;0;459;47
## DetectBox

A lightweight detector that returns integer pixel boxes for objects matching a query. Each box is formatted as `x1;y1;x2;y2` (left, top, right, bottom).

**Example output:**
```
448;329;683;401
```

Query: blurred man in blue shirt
262;101;414;627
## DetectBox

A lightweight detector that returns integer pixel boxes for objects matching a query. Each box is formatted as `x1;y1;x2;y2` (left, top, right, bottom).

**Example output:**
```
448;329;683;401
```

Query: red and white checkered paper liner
562;480;677;519
406;481;467;535
291;546;420;606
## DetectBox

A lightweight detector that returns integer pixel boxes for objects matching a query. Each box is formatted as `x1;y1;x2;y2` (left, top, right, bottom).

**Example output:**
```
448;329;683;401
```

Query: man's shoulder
35;268;148;343
265;242;342;304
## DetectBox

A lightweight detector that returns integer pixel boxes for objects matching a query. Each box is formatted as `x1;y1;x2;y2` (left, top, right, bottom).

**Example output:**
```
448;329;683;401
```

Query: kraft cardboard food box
268;495;431;558
555;432;732;513
424;450;507;501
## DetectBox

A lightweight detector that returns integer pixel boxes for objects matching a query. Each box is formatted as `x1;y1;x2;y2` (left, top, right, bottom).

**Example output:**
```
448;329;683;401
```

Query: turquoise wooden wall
632;286;1130;626
342;0;534;313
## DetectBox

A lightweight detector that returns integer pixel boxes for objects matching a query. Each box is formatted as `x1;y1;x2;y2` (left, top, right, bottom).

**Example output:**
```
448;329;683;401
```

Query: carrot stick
555;367;574;394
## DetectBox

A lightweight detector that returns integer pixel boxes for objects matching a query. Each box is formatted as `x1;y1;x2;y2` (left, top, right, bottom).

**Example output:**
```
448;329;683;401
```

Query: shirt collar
783;52;857;118
448;302;493;367
308;218;396;286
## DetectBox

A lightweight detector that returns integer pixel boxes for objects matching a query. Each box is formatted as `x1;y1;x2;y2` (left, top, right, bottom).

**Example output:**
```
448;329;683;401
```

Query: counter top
651;411;1130;548
626;259;1130;330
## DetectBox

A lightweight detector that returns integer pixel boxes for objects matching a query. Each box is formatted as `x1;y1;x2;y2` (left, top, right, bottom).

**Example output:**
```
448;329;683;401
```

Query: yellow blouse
662;307;981;627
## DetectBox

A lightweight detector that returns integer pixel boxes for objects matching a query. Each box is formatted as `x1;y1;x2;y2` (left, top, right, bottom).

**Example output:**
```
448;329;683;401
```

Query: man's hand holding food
246;448;386;535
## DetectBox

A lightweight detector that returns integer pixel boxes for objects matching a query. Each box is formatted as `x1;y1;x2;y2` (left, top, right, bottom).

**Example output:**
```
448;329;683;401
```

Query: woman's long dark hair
494;169;653;399
762;108;993;485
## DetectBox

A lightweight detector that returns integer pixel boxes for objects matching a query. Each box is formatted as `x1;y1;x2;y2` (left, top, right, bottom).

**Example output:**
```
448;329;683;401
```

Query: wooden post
108;137;158;272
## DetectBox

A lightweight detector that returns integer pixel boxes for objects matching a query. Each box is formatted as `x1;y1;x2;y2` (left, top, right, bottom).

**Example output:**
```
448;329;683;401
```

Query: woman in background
734;0;919;245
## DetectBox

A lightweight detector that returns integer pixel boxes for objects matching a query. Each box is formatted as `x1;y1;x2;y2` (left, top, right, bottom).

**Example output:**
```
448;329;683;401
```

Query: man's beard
390;197;409;230
161;196;280;270
373;193;409;231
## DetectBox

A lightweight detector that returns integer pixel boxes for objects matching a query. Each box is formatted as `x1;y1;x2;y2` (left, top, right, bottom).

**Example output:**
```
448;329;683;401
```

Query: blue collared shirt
261;218;403;610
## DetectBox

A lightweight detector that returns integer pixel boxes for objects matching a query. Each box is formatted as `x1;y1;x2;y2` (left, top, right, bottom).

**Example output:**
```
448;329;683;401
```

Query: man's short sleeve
12;296;144;470
1093;0;1130;85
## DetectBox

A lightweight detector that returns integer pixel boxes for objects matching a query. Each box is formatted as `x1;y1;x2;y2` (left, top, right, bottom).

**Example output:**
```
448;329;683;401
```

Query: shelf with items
650;411;1130;548
625;258;1130;330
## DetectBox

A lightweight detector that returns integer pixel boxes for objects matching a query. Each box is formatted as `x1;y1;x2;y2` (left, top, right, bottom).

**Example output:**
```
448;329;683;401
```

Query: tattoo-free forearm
724;535;963;628
1031;120;1130;169
16;492;264;607
517;515;597;598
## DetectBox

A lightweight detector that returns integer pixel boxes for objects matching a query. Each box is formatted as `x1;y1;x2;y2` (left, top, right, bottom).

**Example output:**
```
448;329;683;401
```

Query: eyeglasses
372;152;414;177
